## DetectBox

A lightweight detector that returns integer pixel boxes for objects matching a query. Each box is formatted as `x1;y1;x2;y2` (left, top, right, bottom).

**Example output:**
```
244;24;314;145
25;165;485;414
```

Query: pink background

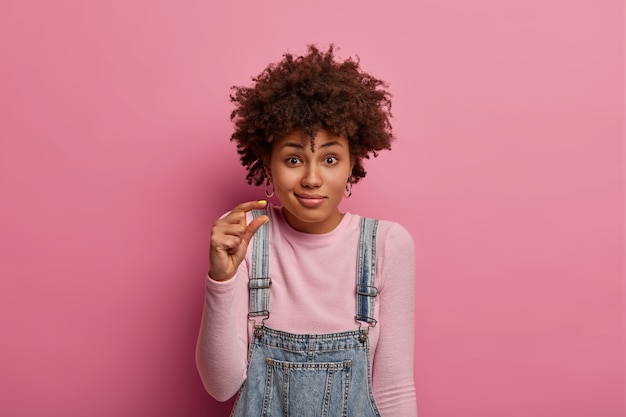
0;1;623;416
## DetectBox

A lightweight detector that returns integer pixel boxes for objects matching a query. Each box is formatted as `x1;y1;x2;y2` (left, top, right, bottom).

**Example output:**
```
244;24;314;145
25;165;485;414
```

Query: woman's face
268;130;353;234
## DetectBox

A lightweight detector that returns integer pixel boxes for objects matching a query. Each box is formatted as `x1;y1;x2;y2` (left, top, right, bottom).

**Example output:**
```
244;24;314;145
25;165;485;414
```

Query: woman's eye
324;156;338;165
286;157;300;165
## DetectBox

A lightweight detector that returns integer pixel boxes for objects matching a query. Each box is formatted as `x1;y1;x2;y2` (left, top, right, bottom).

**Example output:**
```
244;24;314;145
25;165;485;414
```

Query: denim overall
230;210;381;417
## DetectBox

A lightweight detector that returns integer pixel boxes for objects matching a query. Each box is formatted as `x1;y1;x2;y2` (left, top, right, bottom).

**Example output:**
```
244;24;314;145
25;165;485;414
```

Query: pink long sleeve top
196;204;417;416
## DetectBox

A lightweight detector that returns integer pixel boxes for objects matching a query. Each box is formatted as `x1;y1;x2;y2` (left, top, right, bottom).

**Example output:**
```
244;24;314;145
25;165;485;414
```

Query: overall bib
231;211;381;417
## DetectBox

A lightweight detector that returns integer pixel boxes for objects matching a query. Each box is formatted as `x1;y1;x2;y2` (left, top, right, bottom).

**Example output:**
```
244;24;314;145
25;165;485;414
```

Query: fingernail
258;200;267;205
263;217;270;224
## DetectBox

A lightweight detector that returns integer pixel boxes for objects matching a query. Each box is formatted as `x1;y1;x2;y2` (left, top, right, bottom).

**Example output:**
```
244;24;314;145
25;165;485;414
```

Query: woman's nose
301;165;322;188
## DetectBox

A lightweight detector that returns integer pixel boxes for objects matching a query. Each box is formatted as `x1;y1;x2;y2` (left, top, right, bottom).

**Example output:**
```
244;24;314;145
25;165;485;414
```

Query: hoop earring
265;177;275;198
344;179;353;198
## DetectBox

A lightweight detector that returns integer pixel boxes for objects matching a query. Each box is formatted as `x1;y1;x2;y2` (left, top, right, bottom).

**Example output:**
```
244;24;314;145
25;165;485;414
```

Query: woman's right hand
208;200;269;281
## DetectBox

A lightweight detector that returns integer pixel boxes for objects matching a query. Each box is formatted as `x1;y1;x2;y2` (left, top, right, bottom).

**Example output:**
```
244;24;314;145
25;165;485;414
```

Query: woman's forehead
273;130;349;151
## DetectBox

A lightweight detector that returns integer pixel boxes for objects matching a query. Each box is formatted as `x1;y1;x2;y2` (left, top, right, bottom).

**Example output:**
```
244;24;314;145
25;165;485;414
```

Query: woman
196;45;417;416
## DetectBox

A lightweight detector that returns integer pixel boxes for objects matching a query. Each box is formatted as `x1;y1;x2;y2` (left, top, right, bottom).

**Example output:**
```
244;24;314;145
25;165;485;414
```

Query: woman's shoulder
345;213;415;257
361;216;414;246
363;216;415;289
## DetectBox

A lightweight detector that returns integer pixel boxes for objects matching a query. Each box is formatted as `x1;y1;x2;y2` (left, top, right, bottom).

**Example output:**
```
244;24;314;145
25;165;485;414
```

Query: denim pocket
262;358;352;417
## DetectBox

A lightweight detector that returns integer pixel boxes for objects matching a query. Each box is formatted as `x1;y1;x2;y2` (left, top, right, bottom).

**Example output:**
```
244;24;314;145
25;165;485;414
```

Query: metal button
254;326;264;338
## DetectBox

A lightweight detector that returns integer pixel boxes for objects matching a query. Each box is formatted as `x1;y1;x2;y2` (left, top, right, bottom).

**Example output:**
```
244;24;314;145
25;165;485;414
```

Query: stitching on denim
356;218;379;325
262;358;273;417
249;209;270;318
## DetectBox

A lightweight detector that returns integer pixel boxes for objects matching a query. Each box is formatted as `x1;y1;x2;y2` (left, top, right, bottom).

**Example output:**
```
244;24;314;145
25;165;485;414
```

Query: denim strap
249;209;270;317
355;217;379;326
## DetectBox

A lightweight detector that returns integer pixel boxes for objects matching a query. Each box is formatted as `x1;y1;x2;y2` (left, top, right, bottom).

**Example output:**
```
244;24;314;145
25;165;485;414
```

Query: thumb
242;214;269;246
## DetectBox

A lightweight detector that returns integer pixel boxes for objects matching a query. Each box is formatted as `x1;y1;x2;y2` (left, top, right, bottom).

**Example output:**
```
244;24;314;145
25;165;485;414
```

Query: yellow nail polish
258;200;267;205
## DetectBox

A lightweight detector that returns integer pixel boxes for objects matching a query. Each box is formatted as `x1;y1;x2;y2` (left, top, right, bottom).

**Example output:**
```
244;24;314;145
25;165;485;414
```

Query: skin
209;130;353;282
266;130;354;234
208;200;269;282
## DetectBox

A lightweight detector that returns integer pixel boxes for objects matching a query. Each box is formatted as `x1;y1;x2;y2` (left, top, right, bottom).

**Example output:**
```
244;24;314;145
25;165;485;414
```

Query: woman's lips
295;193;326;208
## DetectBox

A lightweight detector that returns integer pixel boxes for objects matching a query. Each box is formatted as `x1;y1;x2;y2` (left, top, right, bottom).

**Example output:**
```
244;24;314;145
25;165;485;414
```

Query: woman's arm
372;222;418;416
195;268;250;401
196;202;267;401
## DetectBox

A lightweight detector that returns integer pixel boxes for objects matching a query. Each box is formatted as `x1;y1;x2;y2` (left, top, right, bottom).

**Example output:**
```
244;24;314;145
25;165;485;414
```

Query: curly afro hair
229;44;394;186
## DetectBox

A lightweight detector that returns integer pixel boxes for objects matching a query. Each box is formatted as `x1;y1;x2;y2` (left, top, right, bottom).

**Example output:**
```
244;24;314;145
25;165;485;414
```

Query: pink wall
0;1;623;416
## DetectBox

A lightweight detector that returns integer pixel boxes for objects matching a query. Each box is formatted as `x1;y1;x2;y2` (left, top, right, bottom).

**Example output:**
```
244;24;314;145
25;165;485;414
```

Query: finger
217;199;268;226
212;222;247;240
230;199;269;216
211;233;243;254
